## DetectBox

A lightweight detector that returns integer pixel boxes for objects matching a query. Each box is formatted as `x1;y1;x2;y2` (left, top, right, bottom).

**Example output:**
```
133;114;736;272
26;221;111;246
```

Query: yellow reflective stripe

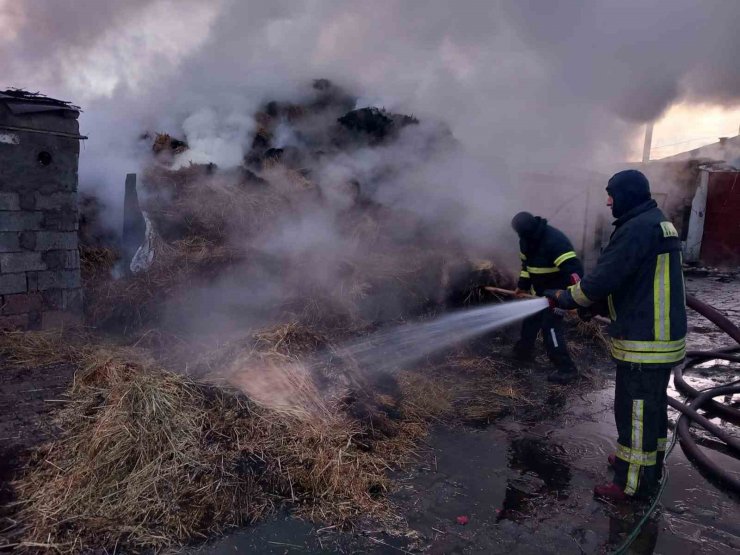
527;266;559;274
611;337;686;363
626;465;639;495
608;294;617;321
520;270;530;279
554;250;577;267
654;253;670;341
569;281;593;307
616;443;657;465
657;438;667;452
519;252;527;260
660;221;678;238
625;400;645;495
610;345;686;364
611;337;685;353
633;400;644;455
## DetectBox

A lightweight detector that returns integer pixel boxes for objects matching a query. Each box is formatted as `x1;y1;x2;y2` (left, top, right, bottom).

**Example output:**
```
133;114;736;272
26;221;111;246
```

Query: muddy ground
195;271;740;555
1;272;739;554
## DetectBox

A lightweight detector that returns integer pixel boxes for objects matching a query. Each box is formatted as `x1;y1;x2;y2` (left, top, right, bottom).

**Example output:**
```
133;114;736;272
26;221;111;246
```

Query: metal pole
642;122;654;163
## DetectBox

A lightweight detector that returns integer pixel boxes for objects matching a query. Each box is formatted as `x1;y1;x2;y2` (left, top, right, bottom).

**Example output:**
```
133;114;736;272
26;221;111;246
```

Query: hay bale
8;346;407;552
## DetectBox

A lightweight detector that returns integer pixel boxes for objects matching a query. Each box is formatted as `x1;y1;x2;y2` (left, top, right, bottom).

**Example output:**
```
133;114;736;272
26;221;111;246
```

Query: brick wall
0;103;82;330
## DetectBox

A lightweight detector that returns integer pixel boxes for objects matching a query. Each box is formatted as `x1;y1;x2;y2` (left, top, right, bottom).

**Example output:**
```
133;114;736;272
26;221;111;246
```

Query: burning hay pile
1;330;426;552
84;79;506;333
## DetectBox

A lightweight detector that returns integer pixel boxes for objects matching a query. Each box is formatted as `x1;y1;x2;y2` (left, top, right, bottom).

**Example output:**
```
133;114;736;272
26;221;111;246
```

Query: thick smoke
3;0;740;336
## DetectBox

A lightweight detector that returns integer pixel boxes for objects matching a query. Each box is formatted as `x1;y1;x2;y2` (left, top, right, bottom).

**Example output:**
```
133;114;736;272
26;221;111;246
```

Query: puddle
389;380;740;554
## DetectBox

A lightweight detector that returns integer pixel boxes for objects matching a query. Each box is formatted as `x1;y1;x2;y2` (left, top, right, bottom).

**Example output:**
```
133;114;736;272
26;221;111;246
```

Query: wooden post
122;173;145;268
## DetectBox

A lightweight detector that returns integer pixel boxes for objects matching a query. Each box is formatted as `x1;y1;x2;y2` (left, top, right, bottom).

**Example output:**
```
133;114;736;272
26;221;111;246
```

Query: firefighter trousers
613;363;672;497
516;308;576;371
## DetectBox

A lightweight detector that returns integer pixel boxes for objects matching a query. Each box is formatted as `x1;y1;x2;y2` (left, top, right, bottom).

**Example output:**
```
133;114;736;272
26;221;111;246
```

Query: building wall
700;171;740;266
0;104;82;330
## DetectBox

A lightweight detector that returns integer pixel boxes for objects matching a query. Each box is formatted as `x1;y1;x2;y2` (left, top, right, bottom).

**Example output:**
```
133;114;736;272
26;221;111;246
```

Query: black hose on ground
673;294;740;494
674;364;740;425
675;384;740;493
667;395;740;454
686;295;740;344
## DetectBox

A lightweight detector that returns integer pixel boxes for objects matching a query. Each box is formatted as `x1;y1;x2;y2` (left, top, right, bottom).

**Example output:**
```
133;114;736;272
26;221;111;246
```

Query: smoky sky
2;0;740;231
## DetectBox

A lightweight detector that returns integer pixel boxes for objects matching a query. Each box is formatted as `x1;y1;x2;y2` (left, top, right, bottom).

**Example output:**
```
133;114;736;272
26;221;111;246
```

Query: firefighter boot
594;482;630;502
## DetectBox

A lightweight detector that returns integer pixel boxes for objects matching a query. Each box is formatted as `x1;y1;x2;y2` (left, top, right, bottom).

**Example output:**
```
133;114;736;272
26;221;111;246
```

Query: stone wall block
19;231;36;250
19;192;36;211
0;251;45;273
41;212;79;231
35;192;77;211
37;269;81;291
0;192;20;210
0;273;27;295
1;292;43;315
0;232;19;252
0;211;43;231
34;231;78;250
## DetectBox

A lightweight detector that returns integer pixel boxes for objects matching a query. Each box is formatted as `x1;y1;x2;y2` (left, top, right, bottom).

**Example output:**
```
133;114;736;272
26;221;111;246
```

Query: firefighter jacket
517;218;584;296
564;199;687;366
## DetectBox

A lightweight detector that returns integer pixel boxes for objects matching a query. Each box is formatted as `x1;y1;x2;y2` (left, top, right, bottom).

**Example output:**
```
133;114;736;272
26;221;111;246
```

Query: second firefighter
511;211;583;384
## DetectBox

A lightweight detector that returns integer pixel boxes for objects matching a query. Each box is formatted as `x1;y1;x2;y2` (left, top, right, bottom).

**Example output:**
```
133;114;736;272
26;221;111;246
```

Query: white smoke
3;0;740;282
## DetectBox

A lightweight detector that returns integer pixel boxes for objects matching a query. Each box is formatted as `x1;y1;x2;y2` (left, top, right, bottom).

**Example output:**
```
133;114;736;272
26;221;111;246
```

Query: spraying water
336;298;549;373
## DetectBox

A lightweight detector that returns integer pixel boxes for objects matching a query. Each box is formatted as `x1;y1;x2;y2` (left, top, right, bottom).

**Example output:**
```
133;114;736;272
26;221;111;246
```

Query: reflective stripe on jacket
568;199;687;366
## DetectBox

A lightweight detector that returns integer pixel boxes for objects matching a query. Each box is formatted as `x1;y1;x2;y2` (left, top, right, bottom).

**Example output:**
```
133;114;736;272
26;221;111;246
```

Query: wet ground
196;272;740;554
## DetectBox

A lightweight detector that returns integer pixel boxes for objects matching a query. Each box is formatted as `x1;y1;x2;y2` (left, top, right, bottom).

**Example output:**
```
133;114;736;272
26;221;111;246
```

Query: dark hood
606;169;651;218
512;212;548;250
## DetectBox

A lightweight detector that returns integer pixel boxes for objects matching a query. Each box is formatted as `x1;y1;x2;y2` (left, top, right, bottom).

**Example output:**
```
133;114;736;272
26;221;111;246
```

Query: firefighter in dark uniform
547;169;687;501
511;212;583;384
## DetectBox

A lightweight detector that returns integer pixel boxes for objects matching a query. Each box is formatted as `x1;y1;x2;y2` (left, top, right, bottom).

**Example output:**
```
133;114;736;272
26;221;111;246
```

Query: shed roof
0;89;80;117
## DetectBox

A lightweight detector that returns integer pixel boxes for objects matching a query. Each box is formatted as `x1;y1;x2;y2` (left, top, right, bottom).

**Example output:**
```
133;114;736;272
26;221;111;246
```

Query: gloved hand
514;288;529;299
577;307;593;322
543;289;566;309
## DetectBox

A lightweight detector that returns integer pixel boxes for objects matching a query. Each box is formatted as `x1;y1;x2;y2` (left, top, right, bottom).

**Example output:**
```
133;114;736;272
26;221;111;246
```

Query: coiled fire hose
669;294;740;492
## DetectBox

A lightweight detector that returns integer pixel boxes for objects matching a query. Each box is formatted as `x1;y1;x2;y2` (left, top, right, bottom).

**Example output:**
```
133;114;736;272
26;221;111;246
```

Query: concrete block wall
0;101;82;330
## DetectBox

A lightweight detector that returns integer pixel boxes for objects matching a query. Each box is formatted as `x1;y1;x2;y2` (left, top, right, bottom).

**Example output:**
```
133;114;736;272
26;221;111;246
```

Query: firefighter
511;211;583;384
546;169;687;501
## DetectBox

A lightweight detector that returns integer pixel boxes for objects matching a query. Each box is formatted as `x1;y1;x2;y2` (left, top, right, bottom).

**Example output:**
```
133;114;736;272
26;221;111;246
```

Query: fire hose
667;294;740;493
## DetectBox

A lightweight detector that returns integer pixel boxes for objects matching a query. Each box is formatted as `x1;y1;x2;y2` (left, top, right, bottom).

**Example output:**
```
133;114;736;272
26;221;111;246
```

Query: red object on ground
607;453;617;468
593;482;629;502
456;515;469;525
